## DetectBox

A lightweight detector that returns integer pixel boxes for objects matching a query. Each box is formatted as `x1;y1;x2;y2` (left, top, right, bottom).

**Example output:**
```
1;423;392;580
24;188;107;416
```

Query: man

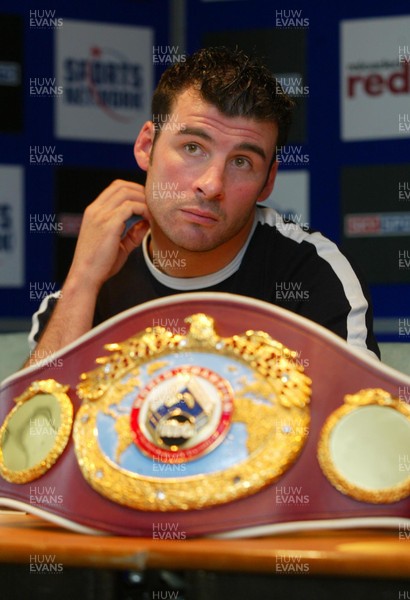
29;46;380;361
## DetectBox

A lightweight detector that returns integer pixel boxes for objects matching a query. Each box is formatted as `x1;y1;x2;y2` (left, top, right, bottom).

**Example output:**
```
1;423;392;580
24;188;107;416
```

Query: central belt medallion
130;366;234;462
73;313;311;511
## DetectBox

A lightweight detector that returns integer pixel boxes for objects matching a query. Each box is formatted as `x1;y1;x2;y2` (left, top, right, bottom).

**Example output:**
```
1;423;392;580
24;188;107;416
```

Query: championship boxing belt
0;292;409;538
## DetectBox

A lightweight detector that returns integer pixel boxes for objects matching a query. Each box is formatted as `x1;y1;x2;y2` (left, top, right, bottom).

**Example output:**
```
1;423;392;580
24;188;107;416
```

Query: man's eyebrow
177;127;267;160
235;142;266;161
177;126;212;141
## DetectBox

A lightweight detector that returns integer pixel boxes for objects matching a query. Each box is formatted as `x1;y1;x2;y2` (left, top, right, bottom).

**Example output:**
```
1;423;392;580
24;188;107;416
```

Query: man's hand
68;179;151;291
25;180;150;367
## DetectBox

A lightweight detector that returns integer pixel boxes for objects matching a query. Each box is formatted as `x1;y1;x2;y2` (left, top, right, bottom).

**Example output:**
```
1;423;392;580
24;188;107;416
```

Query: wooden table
0;511;409;578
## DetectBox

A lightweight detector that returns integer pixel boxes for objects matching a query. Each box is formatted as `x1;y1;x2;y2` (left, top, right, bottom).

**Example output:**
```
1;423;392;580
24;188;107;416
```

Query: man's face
135;88;278;255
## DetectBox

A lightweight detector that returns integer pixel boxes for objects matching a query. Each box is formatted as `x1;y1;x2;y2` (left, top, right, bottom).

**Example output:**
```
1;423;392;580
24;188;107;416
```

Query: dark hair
151;46;295;152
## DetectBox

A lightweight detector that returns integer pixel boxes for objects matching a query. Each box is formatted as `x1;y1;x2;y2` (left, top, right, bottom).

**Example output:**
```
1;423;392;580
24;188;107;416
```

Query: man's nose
192;161;225;200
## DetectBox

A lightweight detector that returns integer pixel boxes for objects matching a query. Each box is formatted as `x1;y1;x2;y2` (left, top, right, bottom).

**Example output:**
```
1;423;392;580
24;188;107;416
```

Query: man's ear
134;121;155;171
257;160;279;203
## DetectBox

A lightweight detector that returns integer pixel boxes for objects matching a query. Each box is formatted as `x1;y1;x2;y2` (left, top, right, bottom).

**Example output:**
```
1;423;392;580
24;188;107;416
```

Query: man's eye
184;143;201;154
234;157;251;168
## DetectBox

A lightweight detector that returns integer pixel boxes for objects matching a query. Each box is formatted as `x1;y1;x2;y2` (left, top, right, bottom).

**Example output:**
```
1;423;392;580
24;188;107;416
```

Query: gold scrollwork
74;313;311;511
317;388;410;503
0;380;73;484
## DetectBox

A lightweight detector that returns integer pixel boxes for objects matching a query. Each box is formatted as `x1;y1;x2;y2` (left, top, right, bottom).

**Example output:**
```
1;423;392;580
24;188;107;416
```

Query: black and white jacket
30;207;380;358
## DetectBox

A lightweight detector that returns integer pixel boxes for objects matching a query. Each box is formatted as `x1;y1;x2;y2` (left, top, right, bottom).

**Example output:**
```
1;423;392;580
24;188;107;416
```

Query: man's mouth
180;207;219;225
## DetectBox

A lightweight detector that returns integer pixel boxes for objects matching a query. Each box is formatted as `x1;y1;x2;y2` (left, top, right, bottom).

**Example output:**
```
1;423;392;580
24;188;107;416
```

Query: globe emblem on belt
130;366;234;463
148;383;210;449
